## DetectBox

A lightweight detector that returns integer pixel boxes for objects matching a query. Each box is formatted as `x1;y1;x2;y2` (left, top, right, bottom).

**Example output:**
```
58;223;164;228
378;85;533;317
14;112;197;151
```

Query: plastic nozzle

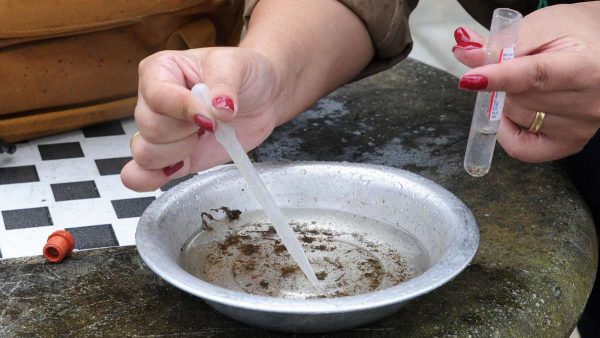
43;230;76;263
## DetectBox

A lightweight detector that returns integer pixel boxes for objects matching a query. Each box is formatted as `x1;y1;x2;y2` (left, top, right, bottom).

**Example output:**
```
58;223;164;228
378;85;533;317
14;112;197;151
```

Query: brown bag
0;0;243;144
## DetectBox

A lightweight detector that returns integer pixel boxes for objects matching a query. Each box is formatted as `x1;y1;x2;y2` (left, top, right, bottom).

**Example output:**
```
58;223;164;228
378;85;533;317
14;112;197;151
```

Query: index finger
463;51;591;93
138;52;207;122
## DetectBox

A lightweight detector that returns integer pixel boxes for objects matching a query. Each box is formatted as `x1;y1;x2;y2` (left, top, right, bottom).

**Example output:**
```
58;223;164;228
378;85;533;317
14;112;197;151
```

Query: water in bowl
181;208;428;299
191;83;319;287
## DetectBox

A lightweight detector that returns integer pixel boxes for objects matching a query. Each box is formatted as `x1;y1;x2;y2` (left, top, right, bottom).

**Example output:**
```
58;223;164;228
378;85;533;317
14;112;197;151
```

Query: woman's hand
120;47;281;191
120;0;373;191
452;3;600;162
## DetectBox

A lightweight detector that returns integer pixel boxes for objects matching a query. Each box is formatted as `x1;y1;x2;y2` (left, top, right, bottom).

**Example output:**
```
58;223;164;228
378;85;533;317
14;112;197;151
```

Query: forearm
240;0;374;125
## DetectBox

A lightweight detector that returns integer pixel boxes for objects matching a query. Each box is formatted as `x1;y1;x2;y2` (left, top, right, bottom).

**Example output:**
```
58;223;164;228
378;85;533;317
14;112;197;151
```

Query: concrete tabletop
0;59;596;337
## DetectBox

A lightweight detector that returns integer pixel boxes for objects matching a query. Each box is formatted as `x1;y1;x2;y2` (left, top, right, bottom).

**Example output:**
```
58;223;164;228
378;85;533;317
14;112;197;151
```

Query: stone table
0;59;596;337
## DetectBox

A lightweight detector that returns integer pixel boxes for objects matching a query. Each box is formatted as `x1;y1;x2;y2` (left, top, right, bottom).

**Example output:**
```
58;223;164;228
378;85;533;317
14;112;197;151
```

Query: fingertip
451;26;488;69
188;83;236;124
212;95;235;113
193;114;215;132
185;91;217;132
452;46;488;68
184;91;209;119
211;95;236;122
120;160;168;192
454;26;486;44
120;161;139;191
454;27;470;44
458;74;488;91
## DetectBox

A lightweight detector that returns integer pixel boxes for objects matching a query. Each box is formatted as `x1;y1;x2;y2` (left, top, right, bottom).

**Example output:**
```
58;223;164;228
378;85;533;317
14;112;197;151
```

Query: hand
452;3;600;162
120;0;373;192
120;47;281;191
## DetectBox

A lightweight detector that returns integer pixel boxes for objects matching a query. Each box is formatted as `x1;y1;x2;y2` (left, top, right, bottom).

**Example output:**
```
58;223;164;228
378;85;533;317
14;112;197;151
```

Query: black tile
0;165;39;185
82;121;125;138
38;142;84;160
160;174;196;191
3;207;53;230
95;157;132;176
51;180;100;202
65;224;119;250
111;197;155;219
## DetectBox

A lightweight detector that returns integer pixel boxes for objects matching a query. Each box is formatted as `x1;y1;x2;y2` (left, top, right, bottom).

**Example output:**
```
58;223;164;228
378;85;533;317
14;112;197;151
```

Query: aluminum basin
136;162;479;333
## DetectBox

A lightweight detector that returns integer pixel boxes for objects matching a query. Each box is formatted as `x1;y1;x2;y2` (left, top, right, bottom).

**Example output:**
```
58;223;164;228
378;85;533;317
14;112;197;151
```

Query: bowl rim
136;161;479;314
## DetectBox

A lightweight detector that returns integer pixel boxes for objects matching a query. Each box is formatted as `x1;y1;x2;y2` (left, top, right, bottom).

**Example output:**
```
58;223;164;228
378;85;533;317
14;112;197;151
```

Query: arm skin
241;0;375;126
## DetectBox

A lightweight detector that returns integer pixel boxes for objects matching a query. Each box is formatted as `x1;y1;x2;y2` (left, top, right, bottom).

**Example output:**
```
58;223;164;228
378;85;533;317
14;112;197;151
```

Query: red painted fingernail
193;114;214;132
212;95;235;112
452;41;484;52
459;75;488;90
163;161;184;176
454;27;471;43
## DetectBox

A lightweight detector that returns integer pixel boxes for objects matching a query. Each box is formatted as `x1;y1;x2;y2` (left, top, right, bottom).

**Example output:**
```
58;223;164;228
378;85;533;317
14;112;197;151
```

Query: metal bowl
136;162;479;333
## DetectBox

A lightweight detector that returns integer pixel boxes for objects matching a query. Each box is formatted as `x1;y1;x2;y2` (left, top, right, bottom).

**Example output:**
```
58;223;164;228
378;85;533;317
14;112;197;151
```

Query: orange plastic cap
43;230;75;263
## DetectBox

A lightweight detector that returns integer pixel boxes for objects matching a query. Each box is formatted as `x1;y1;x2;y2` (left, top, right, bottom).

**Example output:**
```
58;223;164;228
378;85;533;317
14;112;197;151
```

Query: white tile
411;0;463;24
410;23;471;78
80;135;132;159
409;0;487;78
0;118;151;258
0;182;53;210
36;158;99;184
410;0;486;30
111;218;139;246
30;129;84;145
49;199;117;227
0;226;57;258
121;118;138;136
0;143;39;167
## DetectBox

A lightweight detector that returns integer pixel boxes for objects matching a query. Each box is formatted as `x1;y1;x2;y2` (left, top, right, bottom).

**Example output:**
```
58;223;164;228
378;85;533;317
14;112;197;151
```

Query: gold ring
528;111;545;133
130;131;140;150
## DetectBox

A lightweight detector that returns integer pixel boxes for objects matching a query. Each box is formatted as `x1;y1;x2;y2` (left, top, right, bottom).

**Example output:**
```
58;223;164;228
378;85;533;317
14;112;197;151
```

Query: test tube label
488;47;516;121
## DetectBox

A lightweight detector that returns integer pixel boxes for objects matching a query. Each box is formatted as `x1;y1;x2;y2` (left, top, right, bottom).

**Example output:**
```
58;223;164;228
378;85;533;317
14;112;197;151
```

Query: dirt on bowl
181;207;426;299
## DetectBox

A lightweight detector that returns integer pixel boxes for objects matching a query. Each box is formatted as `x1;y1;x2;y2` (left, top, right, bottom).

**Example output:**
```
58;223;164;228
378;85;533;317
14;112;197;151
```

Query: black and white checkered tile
0;119;196;259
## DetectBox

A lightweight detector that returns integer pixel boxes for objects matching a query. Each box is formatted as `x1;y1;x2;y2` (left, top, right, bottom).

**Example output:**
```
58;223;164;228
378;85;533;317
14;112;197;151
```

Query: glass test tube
463;8;522;177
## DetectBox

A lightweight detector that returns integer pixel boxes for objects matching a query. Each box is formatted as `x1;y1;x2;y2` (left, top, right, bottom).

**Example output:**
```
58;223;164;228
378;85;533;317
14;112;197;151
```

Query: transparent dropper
463;8;522;177
190;84;321;289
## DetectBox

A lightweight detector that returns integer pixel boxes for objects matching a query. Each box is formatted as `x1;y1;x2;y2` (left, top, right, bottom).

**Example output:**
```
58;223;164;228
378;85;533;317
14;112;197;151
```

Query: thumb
201;50;243;122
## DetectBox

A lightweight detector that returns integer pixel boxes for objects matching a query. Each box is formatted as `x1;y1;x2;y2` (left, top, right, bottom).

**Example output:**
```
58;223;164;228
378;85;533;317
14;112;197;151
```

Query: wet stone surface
0;59;596;337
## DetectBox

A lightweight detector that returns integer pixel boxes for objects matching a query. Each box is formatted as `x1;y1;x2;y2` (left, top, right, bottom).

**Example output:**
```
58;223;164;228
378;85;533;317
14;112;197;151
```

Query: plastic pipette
191;84;320;289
